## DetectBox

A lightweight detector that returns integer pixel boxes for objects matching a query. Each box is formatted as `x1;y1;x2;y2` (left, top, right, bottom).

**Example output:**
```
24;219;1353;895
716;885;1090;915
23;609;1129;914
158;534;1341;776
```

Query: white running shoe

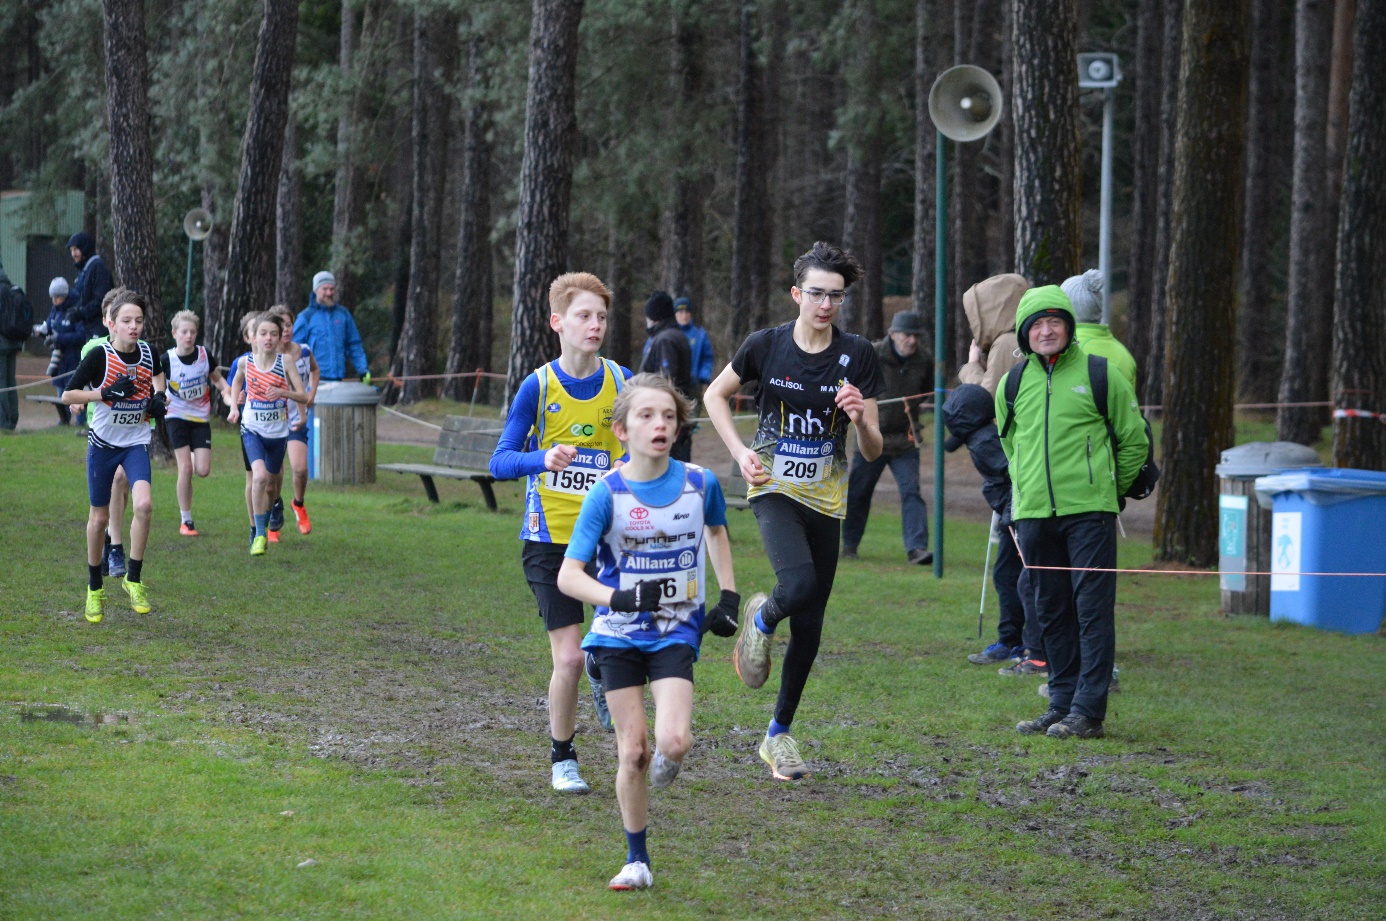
551;759;590;794
650;749;682;789
608;860;653;891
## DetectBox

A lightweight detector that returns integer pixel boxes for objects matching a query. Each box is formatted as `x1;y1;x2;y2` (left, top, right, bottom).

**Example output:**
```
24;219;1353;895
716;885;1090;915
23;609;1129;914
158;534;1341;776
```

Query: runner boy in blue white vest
489;272;634;794
704;241;885;781
557;373;740;891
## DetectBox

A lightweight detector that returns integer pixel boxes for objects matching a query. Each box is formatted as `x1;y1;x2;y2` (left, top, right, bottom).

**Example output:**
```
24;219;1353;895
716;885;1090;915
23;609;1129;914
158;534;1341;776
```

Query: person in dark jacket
673;297;715;389
67;231;115;334
943;383;1042;673
842;311;932;564
639;290;694;461
36;277;86;425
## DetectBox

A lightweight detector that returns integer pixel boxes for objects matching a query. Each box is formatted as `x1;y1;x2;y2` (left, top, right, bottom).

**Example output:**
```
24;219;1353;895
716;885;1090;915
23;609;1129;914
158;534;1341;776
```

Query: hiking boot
1016;708;1066;735
1046;713;1105;739
998;658;1049;677
968;642;1021;665
907;548;933;566
841;546;858;560
759;732;809;781
733;592;772;689
106;545;127;579
586;652;613;732
650;748;681;789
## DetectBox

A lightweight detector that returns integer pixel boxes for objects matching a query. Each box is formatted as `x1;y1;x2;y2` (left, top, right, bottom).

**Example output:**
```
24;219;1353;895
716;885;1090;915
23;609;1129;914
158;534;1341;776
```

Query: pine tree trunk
275;116;302;307
1330;0;1386;470
330;0;359;304
1237;0;1291;402
201;184;227;340
605;224;632;370
911;0;937;321
660;11;708;309
101;0;164;346
840;0;884;340
995;0;1015;274
445;35;494;404
955;0;998;367
1276;0;1335;445
731;0;771;342
1143;0;1182;406
210;0;299;367
1126;0;1163;373
505;0;585;401
1011;0;1082;285
1154;0;1249;566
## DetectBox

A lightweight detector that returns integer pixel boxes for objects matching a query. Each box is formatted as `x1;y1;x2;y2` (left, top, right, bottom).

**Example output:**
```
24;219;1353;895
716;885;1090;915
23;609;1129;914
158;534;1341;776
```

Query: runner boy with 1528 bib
704;241;885;781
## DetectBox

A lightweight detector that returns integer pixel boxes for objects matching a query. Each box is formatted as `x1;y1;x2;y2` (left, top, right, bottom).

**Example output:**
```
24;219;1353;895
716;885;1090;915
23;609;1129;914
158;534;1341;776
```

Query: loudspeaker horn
183;208;214;242
928;65;1003;142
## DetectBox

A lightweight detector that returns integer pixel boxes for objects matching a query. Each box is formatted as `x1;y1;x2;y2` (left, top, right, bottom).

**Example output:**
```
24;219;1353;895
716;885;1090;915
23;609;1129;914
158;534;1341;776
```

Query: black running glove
101;376;136;402
703;589;741;637
146;391;167;420
609;578;671;612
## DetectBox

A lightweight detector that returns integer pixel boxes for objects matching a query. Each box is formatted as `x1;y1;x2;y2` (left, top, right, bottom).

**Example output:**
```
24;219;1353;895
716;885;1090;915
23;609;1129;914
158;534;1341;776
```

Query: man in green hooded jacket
996;286;1147;739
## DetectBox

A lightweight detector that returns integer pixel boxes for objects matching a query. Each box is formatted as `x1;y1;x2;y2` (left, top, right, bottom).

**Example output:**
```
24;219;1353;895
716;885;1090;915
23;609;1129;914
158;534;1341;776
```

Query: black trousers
994;530;1041;654
751;492;840;727
1015;512;1117;721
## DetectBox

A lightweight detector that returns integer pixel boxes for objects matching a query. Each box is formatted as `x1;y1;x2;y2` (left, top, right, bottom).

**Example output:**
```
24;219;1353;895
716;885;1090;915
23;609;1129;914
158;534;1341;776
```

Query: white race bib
618;566;698;603
544;449;611;495
248;400;287;425
771;438;834;483
178;380;207;402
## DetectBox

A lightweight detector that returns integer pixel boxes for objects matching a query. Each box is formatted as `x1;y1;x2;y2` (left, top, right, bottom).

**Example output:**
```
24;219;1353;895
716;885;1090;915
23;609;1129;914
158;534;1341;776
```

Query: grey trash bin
312;382;381;485
1215;442;1321;615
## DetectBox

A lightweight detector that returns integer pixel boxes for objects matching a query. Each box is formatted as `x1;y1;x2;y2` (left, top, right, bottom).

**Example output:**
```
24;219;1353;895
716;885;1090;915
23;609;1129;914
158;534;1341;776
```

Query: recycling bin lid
313;382;381;406
1215;441;1322;478
1253;467;1386;509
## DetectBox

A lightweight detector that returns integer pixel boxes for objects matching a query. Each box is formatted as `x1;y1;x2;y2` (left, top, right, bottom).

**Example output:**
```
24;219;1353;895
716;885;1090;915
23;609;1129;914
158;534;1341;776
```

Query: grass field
0;425;1380;920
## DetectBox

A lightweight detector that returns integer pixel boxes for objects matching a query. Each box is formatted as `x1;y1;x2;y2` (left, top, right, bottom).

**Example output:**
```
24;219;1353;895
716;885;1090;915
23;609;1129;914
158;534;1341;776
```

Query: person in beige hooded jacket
958;273;1030;395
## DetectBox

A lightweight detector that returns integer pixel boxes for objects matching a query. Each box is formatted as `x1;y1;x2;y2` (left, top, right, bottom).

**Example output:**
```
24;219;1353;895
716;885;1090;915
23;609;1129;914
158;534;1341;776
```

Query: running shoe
122;578;150;615
107;545;127;579
267;528;280;543
292;502;311;534
608;861;653;891
551;759;590;794
1016;708;1066;734
998;658;1048;677
733;592;772;689
759;732;808;781
249;526;256;548
650;749;681;789
268;498;285;532
586;652;613;732
85;588;105;624
968;642;1021;665
1046;713;1105;739
180;522;199;537
250;535;268;556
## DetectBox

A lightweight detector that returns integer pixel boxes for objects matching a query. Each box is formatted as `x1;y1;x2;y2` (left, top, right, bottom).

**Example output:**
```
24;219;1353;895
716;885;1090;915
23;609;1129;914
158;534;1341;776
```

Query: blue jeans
842;447;928;554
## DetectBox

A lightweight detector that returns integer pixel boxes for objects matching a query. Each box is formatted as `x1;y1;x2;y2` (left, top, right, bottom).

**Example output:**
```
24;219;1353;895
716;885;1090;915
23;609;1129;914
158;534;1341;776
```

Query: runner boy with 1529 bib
489;272;632;794
704;241;884;781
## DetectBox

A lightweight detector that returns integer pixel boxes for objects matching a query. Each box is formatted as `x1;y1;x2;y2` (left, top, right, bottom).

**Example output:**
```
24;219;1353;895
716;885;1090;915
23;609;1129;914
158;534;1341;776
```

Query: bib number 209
777;459;818;481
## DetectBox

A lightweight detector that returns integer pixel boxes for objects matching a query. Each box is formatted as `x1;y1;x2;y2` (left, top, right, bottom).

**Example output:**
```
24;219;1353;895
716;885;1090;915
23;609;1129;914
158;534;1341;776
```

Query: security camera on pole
926;64;1002;578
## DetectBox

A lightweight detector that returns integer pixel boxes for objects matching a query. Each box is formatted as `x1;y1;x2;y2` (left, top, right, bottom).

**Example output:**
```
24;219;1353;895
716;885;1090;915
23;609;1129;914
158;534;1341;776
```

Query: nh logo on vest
786;409;825;435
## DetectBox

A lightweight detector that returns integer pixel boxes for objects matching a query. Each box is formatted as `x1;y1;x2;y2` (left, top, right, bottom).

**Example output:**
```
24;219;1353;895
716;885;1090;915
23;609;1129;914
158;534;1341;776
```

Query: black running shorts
590;643;695;692
166;418;212;451
522;540;587;631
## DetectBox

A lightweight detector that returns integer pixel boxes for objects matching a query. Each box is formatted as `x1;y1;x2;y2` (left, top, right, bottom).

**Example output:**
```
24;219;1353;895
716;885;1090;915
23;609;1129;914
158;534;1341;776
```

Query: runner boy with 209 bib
704;241;885;781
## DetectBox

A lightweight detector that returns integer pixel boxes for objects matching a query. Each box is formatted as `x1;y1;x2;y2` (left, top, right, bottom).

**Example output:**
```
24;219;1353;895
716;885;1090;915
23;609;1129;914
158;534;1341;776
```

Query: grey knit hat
50;277;69;297
1060;269;1103;324
312;271;336;293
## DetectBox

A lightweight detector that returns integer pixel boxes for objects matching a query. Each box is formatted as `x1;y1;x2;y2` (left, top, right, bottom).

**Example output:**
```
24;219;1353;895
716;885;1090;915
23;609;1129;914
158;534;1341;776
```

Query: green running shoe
759;732;808;781
85;588;105;624
250;535;268;556
122;578;150;615
733;592;771;689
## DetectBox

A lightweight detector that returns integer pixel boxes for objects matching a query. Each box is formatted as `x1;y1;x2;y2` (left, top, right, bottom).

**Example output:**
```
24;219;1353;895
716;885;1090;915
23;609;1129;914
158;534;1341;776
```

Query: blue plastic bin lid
1253;467;1386;509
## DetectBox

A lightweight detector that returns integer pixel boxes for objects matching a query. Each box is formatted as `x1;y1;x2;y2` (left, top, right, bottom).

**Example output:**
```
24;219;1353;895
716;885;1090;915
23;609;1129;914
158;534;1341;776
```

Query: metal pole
183;237;194;313
932;129;947;579
1099;86;1114;325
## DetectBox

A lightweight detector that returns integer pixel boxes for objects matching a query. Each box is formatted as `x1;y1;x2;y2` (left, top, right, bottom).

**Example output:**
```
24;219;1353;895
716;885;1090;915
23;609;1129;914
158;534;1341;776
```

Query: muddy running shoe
250;535;268;556
85;588;105;624
1046;713;1105;739
122;578;150;615
179;522;199;537
650;749;681;789
608;861;653;891
267;528;280;544
998;657;1048;677
968;642;1021;665
586;652;613;732
759;732;808;781
268;498;285;532
292;501;311;534
551;759;590;794
1016;708;1066;735
107;545;127;579
733;592;772;689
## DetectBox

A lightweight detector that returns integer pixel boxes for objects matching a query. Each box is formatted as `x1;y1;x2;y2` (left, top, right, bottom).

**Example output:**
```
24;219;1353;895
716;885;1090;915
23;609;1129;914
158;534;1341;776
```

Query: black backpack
1000;353;1160;501
0;283;33;343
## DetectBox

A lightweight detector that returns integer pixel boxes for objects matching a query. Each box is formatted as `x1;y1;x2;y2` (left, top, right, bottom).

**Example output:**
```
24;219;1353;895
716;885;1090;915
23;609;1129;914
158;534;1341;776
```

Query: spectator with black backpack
0;261;35;431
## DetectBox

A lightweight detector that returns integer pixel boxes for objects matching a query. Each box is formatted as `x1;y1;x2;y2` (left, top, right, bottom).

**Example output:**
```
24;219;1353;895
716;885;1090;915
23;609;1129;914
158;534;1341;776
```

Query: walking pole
977;510;999;639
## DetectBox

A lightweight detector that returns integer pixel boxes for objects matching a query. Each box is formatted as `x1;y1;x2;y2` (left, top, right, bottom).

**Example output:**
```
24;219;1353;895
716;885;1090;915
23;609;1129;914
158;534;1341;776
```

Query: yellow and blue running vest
522;359;626;544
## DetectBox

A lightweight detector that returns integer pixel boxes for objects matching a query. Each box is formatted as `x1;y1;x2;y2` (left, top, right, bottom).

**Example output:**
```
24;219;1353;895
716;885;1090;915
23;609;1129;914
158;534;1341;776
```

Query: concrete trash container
1254;468;1386;635
312;382;380;484
1215;442;1321;615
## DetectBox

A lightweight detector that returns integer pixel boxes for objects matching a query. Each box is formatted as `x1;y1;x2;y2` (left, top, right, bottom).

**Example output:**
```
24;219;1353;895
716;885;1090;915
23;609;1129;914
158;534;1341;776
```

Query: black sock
551;736;577;764
89;565;102;591
127;558;143;584
293;499;304;508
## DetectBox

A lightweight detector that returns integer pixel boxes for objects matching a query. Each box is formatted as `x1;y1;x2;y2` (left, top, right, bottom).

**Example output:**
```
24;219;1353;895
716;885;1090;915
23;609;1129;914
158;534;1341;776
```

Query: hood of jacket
963;274;1029;352
942;383;996;451
1014;285;1076;355
67;231;96;268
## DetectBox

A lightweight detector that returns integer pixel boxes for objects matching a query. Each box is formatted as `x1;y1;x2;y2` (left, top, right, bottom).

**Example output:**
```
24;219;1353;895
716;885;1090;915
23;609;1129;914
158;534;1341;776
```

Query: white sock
180;509;193;525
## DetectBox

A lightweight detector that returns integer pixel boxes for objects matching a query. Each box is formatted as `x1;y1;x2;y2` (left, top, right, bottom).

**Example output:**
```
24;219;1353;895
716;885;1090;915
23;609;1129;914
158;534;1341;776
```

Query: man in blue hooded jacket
293;271;371;382
67;231;114;335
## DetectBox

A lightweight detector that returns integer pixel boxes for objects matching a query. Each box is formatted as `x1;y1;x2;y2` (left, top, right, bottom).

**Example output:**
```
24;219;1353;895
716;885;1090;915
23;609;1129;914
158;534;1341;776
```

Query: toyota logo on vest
630;507;649;520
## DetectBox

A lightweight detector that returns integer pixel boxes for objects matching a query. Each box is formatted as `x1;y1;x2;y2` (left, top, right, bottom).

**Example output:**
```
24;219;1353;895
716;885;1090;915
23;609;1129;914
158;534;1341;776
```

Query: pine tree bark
1330;0;1386;470
201;184;227;337
1126;0;1163;372
1276;0;1335;445
101;0;164;346
1143;0;1182;406
275;116;302;307
1154;0;1249;566
210;0;299;367
1011;0;1082;285
911;0;937;321
330;0;359;304
840;0;884;340
505;0;585;401
660;10;708;309
731;0;772;342
445;35;494;404
955;0;999;367
605;223;632;370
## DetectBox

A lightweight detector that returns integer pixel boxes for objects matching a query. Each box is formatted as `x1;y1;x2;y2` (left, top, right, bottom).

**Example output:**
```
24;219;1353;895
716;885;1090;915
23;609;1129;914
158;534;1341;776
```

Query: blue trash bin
1253;468;1386;635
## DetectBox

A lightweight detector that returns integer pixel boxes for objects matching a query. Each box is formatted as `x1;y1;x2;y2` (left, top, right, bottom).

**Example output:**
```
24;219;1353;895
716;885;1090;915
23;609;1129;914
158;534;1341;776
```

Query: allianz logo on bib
622;554;681;572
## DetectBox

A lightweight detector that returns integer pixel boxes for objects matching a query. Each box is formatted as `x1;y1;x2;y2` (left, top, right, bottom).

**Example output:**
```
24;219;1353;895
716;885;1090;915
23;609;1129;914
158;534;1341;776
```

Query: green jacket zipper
1086;436;1094;484
1043;360;1057;515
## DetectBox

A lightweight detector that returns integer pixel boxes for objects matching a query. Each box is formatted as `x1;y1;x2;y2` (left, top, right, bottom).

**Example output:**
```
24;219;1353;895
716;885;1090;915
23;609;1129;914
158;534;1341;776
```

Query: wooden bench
379;415;502;510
